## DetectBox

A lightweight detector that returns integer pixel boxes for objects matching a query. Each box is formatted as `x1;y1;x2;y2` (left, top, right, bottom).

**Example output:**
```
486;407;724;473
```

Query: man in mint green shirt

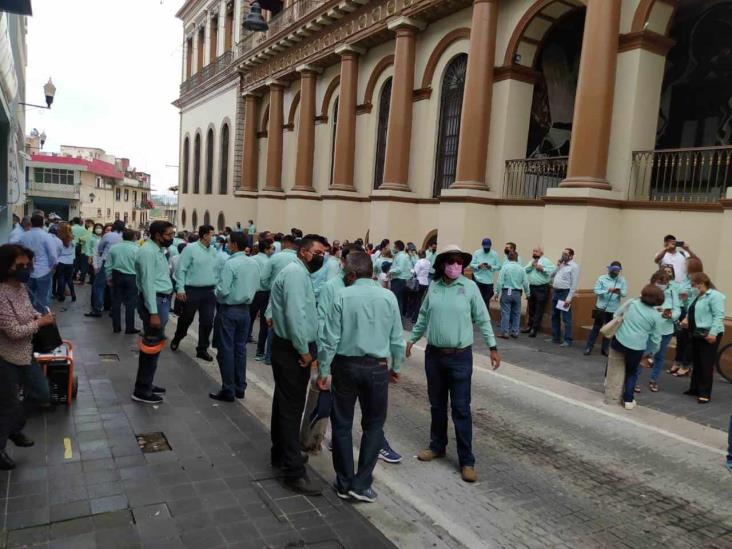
247;219;256;248
469;238;500;307
133;220;175;405
316;252;404;502
268;234;326;495
80;220;97;285
388;240;412;317
250;239;274;360
523;246;556;337
269;235;299;283
106;229;140;334
210;232;260;403
171;224;219;361
495;251;530;338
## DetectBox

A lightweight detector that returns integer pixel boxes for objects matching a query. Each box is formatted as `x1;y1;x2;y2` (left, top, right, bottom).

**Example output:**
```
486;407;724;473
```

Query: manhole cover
99;354;120;362
136;432;172;453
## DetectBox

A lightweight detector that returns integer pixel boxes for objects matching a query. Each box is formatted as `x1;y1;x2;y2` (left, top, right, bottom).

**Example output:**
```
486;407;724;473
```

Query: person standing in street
550;248;580;347
55;223;76;303
268;234;326;495
70;217;88;282
210;232;260;403
389;240;412;318
495;251;530;339
654;235;696;284
171;224;219;361
106;229;140;334
469;238;500;309
522;246;555;337
411;251;432;323
317;252;405;503
132;221;175;405
8;215;28;244
18;214;59;312
250;239;274;361
406;245;501;483
584;262;627;356
263;235;300;366
86;220;124;318
247;219;257;248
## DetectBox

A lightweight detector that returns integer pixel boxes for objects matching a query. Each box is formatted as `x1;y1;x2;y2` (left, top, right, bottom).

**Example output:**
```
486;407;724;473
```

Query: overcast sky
26;0;183;195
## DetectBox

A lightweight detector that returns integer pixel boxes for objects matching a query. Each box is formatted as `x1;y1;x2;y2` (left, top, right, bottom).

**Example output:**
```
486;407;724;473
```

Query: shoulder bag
600;298;634;339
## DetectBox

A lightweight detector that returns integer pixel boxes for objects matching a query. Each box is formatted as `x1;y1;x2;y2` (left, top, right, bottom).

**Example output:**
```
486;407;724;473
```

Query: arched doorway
421;229;438;251
203;210;210;227
191;209;198;229
217;211;225;232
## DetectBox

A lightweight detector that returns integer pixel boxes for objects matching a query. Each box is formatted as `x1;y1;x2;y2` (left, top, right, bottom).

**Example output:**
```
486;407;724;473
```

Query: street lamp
88;192;96;203
39;131;46;148
21;78;57;110
243;1;268;32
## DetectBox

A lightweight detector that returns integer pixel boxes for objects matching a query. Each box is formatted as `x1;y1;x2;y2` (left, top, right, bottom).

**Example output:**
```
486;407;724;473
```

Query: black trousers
0;358;26;452
112;271;137;332
173;286;216;353
248;290;270;356
526;284;550;332
690;334;721;399
476;282;494;309
270;335;313;481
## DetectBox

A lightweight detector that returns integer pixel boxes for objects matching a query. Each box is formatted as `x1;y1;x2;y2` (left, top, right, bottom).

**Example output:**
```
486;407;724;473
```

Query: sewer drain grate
99;354;120;362
136;432;172;453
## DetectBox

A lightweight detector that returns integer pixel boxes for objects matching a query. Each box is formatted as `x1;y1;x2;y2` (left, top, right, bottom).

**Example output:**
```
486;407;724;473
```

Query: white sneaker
624;400;637;410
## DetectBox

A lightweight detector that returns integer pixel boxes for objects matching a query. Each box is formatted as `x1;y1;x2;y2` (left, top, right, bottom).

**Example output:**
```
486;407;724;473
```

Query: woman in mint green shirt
669;257;704;377
681;272;726;403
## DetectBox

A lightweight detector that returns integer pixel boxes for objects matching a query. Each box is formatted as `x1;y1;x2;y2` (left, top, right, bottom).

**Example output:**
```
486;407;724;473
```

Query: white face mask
656;283;668;291
95;228;103;235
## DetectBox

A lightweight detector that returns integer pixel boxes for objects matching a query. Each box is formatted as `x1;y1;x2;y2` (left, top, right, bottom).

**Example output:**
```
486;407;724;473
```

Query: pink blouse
0;282;40;365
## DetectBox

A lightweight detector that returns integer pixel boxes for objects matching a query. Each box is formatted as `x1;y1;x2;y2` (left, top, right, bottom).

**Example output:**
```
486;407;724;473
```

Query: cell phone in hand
676;240;685;247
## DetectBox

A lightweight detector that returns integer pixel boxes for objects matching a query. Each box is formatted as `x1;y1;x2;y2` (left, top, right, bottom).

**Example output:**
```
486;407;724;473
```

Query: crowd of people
1;210;730;488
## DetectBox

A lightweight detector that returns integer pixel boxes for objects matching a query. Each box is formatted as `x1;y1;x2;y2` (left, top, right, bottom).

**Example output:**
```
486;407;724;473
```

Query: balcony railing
27;181;80;200
629;146;732;203
237;0;327;59
179;50;235;95
503;157;568;199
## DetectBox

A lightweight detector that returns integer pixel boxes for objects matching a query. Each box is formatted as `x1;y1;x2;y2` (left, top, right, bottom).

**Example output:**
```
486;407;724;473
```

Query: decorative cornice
618;30;675;56
387;16;426;32
335;44;366;56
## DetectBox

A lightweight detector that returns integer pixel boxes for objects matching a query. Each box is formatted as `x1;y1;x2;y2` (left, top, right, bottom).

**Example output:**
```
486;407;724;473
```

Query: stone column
379;17;425;192
240;93;259;192
452;0;498;190
331;44;364;191
561;0;622;189
264;80;286;192
293;65;320;192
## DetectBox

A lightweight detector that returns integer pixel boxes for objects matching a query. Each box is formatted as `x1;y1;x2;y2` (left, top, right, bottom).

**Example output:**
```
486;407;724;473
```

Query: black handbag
33;323;63;354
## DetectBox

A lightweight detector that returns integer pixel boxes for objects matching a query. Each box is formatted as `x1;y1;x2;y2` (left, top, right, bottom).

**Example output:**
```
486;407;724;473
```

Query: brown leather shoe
417;449;445;462
461;466;477;483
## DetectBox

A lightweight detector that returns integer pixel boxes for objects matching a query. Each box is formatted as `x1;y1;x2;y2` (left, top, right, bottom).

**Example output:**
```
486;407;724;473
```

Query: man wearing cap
317;251;405;503
522;246;556;337
495;251;530;339
584;261;627;356
406;245;501;483
469;238;500;308
133;221;175;405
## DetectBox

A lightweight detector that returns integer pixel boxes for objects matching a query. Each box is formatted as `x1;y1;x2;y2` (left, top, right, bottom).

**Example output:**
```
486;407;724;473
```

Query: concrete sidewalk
0;293;394;549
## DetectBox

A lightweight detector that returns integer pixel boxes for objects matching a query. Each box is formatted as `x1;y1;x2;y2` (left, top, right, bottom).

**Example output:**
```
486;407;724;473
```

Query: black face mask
161;237;174;248
532;255;540;260
13;267;31;284
307;255;324;273
483;247;491;253
504;248;511;256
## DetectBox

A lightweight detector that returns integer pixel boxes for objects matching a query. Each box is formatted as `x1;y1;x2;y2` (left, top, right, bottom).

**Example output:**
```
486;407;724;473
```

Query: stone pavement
0;291;394;549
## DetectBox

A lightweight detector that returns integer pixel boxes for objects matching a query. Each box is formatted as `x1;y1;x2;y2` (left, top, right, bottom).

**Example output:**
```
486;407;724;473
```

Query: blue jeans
111;271;137;332
135;294;170;396
425;345;474;467
585;311;613;354
390;278;407;317
499;289;522;336
91;261;107;313
649;333;674;382
551;288;572;344
215;304;250;397
28;272;53;313
611;337;644;403
331;355;389;493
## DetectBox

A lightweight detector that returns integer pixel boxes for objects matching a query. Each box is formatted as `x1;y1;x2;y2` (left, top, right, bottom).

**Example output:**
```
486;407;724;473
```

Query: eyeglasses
445;259;463;266
13;263;30;270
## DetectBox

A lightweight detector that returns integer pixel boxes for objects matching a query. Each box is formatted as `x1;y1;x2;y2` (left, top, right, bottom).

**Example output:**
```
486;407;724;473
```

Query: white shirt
413;258;431;286
657;249;689;283
552;260;580;300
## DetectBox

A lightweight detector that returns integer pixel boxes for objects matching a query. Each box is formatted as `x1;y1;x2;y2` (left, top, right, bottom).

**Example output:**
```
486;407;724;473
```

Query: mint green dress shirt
215;252;260;306
495;261;530;295
690;288;726;337
657;286;681;336
469;248;500;285
269;248;298;283
389;251;413;280
614;299;663;354
268;259;318;355
135;240;173;314
253;253;273;291
175;241;219;291
71;224;89;247
425;250;437;266
524;256;556;286
83;234;98;257
409;276;497;349
593;274;628;313
105;241;139;279
317;276;345;342
318;279;405;376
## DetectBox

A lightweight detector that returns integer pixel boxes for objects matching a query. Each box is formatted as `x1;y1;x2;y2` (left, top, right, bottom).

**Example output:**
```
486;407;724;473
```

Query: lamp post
20;78;57;110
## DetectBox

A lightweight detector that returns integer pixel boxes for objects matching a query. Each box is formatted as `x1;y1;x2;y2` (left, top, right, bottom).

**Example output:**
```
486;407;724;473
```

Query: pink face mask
445;263;462;279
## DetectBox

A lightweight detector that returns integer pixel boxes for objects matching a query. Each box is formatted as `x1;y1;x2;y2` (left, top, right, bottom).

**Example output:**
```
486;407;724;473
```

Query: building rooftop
30;154;125;180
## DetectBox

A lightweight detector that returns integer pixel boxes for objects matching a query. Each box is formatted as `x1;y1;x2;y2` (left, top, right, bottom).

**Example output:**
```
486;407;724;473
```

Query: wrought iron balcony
179;50;235;95
629;146;732;203
503;156;568;199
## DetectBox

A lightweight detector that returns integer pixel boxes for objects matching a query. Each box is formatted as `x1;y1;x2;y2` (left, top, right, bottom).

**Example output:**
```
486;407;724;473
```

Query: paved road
175;313;732;549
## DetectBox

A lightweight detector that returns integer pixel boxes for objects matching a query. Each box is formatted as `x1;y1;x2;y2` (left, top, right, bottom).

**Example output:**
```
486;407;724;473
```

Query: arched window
181;208;187;228
192;209;198;229
373;77;392;189
193;133;201;194
219;124;229;194
217;211;225;232
203;210;210;226
182;137;190;194
433;54;468;197
329;96;339;187
205;128;214;194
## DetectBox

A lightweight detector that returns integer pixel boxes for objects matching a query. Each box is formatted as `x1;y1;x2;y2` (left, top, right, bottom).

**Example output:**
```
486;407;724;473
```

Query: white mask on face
656;283;668;291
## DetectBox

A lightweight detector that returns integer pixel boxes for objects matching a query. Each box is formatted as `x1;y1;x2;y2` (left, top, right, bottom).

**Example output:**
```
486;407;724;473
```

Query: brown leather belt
429;345;471;355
